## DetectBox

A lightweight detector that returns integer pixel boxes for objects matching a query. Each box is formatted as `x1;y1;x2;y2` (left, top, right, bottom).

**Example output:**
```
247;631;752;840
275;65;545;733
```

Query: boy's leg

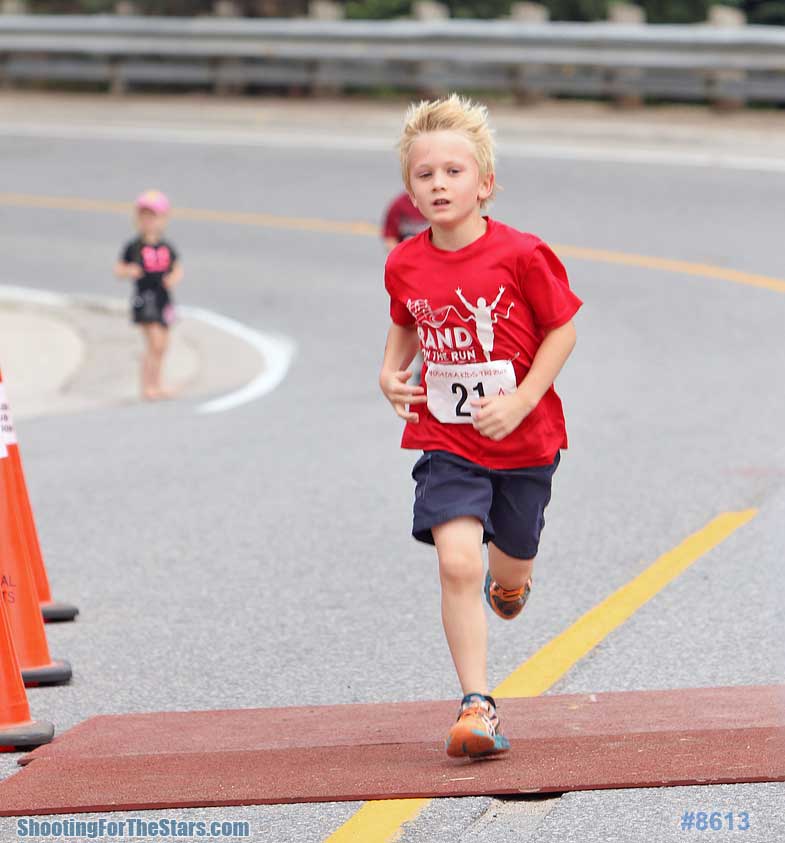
484;454;560;620
485;544;534;621
435;516;509;758
432;516;487;696
488;544;534;590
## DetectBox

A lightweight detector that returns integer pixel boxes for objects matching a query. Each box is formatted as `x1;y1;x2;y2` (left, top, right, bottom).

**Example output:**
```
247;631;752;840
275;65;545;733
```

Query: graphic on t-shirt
141;245;171;273
455;286;513;362
407;286;513;364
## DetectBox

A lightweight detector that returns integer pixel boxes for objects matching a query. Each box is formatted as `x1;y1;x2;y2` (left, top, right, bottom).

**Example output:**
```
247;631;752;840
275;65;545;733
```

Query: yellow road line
324;509;757;843
327;800;432;843
0;193;131;215
493;509;756;698
553;244;785;295
172;206;379;237
1;192;785;293
0;193;380;237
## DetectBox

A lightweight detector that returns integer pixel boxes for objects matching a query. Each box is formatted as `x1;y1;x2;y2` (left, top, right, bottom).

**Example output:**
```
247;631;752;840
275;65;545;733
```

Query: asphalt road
0;94;783;843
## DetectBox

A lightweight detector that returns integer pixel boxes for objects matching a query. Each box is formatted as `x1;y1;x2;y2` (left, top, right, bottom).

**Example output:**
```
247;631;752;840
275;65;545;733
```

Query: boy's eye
417;172;431;179
449;168;461;175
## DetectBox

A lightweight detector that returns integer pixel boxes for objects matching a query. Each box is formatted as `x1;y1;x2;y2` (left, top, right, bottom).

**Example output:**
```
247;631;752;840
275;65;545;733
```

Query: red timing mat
1;685;783;816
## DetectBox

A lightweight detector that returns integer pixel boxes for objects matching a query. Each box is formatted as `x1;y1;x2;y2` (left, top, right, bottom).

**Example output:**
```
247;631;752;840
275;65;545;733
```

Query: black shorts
411;449;561;559
132;289;173;328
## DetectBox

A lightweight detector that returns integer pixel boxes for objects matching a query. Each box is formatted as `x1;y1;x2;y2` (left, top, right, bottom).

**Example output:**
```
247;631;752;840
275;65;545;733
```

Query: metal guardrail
1;15;784;102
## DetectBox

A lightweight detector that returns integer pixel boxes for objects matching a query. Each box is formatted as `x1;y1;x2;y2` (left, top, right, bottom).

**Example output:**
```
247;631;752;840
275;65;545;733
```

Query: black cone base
0;719;54;751
42;601;79;623
21;659;72;687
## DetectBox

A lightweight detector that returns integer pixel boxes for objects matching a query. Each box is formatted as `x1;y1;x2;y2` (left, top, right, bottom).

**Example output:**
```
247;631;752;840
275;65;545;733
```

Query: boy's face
137;208;166;239
407;130;493;228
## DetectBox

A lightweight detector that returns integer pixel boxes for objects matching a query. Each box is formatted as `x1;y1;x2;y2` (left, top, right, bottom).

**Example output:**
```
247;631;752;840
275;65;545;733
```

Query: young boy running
379;95;582;759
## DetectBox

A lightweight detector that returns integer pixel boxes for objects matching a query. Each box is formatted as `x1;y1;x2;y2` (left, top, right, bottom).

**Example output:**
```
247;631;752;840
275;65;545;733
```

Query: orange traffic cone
0;437;71;687
0;368;78;623
0;592;54;751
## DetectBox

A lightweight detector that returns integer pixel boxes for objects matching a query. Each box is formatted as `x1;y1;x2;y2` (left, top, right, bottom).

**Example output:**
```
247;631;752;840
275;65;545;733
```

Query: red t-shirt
382;193;429;242
384;218;582;469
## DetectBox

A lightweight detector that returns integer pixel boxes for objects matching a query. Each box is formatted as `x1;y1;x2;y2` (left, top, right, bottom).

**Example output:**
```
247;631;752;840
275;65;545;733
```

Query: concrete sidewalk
0;290;264;420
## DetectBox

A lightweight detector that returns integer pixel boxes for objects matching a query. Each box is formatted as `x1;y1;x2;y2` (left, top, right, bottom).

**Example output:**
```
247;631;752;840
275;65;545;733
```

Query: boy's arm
379;322;427;423
471;319;577;441
163;261;184;289
516;319;576;410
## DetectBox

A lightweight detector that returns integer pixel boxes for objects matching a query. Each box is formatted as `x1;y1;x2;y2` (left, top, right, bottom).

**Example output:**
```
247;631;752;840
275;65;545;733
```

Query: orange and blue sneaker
484;571;532;620
445;693;510;758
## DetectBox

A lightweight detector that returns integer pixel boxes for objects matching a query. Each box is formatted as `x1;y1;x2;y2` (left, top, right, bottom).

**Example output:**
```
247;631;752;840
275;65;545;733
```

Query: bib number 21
425;360;517;425
452;382;485;418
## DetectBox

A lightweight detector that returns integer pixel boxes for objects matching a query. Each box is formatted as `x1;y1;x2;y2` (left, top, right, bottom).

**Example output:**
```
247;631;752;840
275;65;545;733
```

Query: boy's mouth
433;199;450;206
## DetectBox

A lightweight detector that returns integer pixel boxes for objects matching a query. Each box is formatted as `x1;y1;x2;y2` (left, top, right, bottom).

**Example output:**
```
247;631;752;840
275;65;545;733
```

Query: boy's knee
438;552;482;590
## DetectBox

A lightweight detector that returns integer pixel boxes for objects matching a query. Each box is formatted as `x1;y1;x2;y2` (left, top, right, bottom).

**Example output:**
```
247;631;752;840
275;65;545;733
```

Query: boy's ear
478;172;494;202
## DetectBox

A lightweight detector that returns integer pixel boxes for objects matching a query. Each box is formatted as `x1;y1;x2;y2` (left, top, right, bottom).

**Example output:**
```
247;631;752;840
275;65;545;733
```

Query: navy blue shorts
411;450;561;559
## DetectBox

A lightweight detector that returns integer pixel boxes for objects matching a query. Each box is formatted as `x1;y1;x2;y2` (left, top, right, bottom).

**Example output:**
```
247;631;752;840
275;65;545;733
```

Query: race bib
425;360;517;424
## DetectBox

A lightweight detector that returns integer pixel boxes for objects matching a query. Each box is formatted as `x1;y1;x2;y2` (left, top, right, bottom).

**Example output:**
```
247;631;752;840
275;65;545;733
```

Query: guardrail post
308;0;344;18
608;2;645;22
0;0;16;88
212;0;249;93
255;0;308;12
510;2;549;21
706;4;747;108
111;2;135;90
308;1;344;96
412;2;450;96
214;58;246;95
108;60;128;96
213;0;242;15
510;3;550;103
413;1;449;19
608;2;645;107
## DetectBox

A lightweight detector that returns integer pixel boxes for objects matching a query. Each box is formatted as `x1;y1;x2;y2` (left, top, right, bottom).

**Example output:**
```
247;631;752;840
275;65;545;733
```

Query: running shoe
484;571;532;620
445;693;510;758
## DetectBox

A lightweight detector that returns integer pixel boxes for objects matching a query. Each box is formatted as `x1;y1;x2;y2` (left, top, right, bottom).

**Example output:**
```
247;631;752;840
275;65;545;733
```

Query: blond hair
398;94;496;208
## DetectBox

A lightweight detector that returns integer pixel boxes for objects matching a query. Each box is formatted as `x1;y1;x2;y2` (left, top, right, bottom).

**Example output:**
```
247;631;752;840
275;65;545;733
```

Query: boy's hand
127;264;143;280
470;392;535;441
379;369;427;423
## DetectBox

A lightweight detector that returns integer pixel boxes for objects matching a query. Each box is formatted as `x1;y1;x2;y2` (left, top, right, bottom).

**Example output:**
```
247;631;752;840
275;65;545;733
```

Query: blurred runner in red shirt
382;191;429;253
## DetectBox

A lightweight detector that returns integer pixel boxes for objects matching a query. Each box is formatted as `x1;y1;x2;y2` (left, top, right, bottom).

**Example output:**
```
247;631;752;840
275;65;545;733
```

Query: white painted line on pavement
182;305;296;415
0;285;295;415
0;122;391;151
3;122;785;174
0;284;70;308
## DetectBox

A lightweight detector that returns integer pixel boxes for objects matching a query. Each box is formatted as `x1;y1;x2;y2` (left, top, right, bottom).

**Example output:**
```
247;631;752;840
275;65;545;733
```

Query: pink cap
135;189;170;215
